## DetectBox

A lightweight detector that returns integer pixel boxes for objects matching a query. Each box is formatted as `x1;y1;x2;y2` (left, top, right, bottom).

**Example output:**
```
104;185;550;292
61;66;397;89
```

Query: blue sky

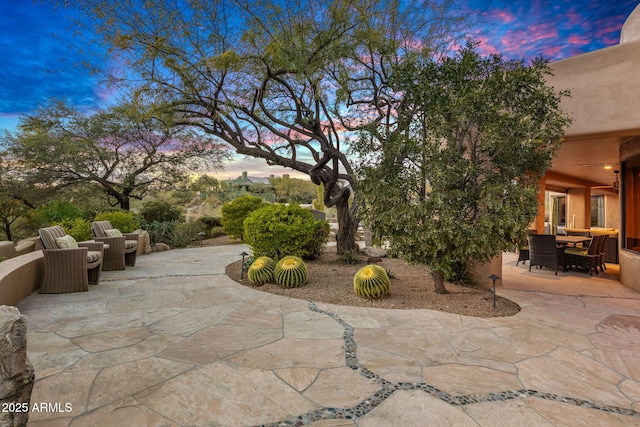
1;0;639;179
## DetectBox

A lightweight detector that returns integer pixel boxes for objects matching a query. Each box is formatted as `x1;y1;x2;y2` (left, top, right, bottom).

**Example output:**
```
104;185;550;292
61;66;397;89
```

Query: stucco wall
548;40;640;138
0;252;43;306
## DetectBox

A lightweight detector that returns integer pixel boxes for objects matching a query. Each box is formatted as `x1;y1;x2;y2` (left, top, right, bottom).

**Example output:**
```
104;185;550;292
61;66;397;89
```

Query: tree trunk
335;197;359;255
3;222;11;241
432;269;449;294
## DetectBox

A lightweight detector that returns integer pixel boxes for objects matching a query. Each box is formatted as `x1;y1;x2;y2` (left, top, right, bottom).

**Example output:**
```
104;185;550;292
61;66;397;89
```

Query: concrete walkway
16;246;640;426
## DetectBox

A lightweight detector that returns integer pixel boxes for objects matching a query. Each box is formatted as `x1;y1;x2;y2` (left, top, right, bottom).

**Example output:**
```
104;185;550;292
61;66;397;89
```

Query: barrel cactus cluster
274;256;308;287
247;256;276;285
353;264;390;299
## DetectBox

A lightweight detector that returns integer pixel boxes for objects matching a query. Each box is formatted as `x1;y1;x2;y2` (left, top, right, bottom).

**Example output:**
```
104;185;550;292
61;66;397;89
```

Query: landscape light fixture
240;251;249;279
488;274;501;308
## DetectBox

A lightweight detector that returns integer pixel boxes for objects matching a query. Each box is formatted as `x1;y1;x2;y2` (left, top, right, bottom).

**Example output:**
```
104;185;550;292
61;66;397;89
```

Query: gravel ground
224;249;520;318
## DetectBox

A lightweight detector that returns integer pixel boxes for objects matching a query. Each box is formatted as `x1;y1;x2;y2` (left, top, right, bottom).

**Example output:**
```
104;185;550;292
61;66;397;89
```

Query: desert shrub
140;200;184;224
209;226;225;238
221;195;264;240
194;216;224;238
197;216;222;228
143;220;176;245
56;218;93;242
170;221;207;248
243;204;330;260
94;210;141;233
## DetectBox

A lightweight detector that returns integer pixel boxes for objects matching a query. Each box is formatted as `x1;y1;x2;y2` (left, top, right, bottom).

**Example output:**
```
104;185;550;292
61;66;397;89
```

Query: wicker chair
595;234;609;272
564;235;602;276
38;226;104;293
91;221;138;270
528;234;566;275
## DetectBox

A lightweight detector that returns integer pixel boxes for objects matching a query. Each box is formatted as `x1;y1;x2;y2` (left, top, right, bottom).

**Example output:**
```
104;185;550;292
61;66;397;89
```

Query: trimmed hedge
221;195;264;240
94;210;141;233
243;204;329;260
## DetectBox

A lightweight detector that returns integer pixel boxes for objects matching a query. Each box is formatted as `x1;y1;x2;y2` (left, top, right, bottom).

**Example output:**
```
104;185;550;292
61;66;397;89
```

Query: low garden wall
0;252;44;306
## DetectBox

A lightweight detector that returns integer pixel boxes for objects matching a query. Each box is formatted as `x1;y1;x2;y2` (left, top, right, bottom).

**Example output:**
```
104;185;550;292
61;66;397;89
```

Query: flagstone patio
15;246;640;426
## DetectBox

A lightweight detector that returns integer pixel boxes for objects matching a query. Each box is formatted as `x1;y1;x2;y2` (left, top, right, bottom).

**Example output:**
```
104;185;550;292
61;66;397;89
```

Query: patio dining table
555;235;592;247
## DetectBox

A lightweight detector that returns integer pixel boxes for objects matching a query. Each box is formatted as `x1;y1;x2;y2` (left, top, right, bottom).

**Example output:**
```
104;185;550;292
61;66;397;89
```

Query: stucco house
538;4;640;290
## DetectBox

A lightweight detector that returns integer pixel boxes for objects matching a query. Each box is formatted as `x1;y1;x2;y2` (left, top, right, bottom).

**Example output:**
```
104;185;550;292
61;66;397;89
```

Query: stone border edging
255;301;640;426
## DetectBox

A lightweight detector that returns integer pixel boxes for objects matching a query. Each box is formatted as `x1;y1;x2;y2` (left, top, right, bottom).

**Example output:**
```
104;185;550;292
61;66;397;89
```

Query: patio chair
38;226;104;293
595;234;609;272
516;230;536;266
564;235;602;276
528;234;566;275
91;221;138;269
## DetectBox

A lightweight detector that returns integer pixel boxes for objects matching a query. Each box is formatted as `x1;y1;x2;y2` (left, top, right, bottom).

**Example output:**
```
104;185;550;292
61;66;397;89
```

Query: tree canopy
60;0;468;253
354;44;571;293
3;100;227;211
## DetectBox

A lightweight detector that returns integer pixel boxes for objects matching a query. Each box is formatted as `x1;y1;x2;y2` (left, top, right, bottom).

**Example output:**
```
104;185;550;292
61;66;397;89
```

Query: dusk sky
1;0;639;179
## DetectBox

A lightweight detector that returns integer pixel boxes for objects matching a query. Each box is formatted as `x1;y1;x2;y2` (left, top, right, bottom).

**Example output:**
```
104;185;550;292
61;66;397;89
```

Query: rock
0;306;34;427
153;243;171;252
132;229;152;255
363;246;387;258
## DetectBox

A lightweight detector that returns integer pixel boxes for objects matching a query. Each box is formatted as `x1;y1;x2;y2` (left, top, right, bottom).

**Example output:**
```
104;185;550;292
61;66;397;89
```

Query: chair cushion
87;251;102;263
105;228;123;237
565;247;589;256
124;240;137;249
55;235;79;249
39;226;67;249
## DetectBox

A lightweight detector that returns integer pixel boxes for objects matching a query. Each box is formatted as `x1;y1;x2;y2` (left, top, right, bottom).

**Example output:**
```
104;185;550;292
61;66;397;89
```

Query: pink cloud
486;9;517;24
567;34;591;46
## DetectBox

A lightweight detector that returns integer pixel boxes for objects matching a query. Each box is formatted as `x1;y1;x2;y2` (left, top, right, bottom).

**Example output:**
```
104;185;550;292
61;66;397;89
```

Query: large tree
354;44;571;293
4;100;227;210
62;0;467;254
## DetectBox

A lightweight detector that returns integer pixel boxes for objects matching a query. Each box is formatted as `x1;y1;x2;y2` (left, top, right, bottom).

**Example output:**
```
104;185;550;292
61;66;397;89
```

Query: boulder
362;246;387;258
132;229;152;255
0;306;34;427
153;243;171;252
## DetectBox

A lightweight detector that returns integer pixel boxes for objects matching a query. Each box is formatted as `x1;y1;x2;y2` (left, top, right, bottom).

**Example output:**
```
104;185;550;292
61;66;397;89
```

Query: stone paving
15;245;640;426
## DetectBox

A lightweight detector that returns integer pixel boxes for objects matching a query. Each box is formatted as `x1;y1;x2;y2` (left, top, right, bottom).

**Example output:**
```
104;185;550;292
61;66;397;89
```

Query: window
623;155;640;253
591;195;605;227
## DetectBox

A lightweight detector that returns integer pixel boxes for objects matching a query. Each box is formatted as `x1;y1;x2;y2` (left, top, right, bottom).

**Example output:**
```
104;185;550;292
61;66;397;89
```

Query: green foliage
243;204;330;260
143;220;176;245
194;216;224;238
270;176;318;204
94;210;141;233
33;201;86;225
197;216;222;228
221;195;264;240
341;251;360;265
0;256;6;263
170;221;206;248
355;43;571;292
353;264;390;299
5;99;227;210
274;256;308;288
209;226;225;238
57;218;93;242
140;200;184;223
247;256;276;285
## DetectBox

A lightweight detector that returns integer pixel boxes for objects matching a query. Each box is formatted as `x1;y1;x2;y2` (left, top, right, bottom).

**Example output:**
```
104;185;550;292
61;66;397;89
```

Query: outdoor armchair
38;225;104;293
564;235;602;276
528;234;566;275
91;221;138;269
